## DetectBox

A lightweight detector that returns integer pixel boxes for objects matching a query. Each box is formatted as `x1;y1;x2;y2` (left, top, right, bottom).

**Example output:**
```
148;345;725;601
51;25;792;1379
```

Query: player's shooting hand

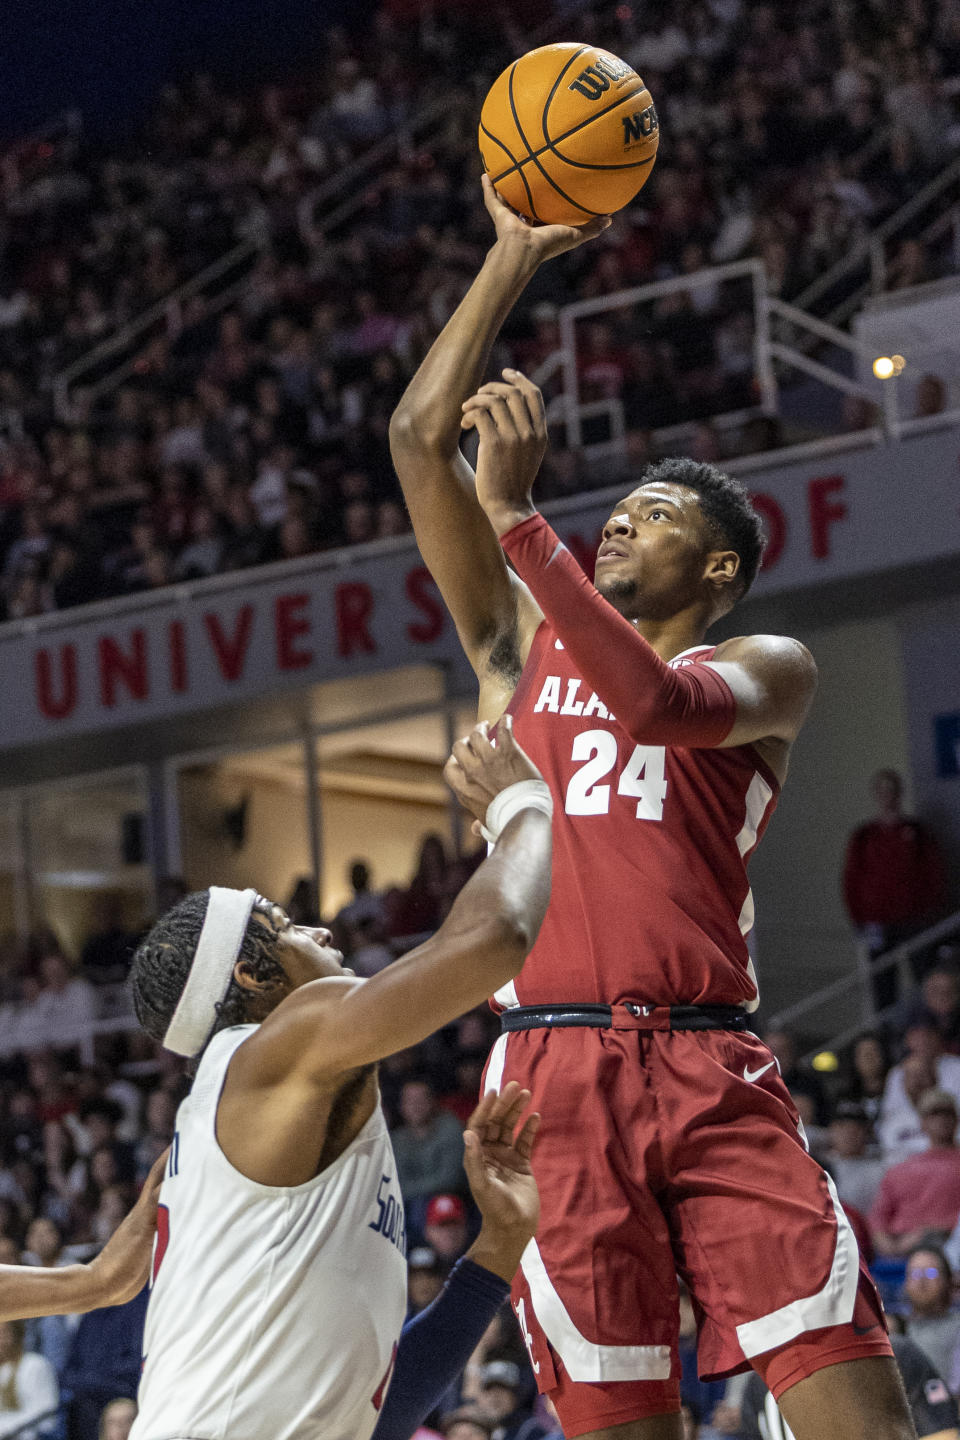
89;1148;168;1306
463;1081;540;1283
444;713;542;827
461;368;546;536
483;173;611;261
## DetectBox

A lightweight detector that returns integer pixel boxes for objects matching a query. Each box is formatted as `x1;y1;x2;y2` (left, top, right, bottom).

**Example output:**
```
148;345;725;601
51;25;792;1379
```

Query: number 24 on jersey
565;731;667;821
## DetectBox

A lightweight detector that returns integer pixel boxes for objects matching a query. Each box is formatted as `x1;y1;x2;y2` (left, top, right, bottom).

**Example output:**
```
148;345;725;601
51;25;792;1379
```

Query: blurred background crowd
0;0;958;619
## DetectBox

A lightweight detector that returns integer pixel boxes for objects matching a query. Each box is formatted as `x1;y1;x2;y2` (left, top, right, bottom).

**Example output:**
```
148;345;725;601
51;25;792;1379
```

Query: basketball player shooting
388;178;915;1440
125;721;554;1440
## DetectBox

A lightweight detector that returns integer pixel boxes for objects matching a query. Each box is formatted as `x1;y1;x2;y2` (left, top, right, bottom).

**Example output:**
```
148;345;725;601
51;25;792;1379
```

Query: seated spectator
901;1246;960;1387
841;1031;893;1124
133;1091;176;1185
17;953;97;1053
98;1398;137;1440
79;899;137;985
904;966;960;1055
22;1217;80;1375
679;1400;700;1439
424;1193;469;1268
281;879;319;930
26;1055;76;1128
390;1076;465;1232
75;1100;135;1182
441;1406;494;1440
677;1280;725;1425
442;1051;488;1127
823;1100;887;1214
762;1028;830;1126
387;836;449;940
61;1287;147;1440
345;917;394;978
739;1333;959;1438
476;1362;544;1440
879;1028;960;1164
333;860;385;936
407;1246;445;1318
871;1089;960;1254
0;1320;58;1438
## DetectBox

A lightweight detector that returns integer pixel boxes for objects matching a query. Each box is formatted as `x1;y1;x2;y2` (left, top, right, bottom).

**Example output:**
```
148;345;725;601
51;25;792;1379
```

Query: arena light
872;356;895;380
891;354;906;375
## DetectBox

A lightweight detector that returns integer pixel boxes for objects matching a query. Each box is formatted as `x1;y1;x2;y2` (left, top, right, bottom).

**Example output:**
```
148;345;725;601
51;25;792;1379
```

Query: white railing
763;909;960;1062
536;257;949;461
792;154;960;324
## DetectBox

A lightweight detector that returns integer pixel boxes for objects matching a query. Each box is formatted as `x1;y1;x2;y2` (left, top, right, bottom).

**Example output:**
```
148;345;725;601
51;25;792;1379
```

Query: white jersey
132;1026;407;1440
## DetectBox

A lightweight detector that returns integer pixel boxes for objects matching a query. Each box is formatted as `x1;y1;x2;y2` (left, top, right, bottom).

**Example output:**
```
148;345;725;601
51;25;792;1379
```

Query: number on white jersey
564;730;667;822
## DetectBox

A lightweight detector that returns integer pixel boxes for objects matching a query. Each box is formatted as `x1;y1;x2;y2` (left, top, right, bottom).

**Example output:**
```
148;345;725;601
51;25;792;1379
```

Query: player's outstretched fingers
481;1081;531;1146
464;1087;503;1144
502;369;547;432
466;1080;525;1143
450;724;489;776
461;390;518;439
495;1082;533;1141
513;1111;541;1162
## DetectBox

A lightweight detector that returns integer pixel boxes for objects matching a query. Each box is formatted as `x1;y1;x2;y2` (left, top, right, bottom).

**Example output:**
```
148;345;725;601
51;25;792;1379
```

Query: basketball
479;43;659;227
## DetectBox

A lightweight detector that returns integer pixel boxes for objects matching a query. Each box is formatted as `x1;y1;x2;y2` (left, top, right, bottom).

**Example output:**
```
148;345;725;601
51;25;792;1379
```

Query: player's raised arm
389;178;608;689
0;1151;165;1320
462;369;817;755
249;714;552;1080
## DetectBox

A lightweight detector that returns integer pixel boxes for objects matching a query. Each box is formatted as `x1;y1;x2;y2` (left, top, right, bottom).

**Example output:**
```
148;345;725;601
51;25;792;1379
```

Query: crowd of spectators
0;0;958;620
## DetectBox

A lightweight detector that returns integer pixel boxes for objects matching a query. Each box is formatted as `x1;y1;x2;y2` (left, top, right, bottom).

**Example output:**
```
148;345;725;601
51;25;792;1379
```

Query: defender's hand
443;714;542;826
461;368;546;535
483;173;611;262
463;1081;540;1282
88;1149;168;1306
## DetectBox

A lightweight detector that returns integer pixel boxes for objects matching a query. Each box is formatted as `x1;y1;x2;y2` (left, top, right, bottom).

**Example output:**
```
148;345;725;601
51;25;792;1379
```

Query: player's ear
704;550;741;610
232;958;286;994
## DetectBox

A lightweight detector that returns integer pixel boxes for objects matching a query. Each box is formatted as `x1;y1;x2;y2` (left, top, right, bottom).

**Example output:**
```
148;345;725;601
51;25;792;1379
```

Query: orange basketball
479;43;659;226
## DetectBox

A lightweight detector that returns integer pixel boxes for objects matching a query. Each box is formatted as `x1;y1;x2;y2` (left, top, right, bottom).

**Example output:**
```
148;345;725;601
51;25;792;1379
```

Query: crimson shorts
484;1019;890;1436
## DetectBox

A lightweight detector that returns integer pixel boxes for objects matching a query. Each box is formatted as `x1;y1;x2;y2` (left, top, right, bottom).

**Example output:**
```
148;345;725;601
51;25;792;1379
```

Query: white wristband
481;779;554;845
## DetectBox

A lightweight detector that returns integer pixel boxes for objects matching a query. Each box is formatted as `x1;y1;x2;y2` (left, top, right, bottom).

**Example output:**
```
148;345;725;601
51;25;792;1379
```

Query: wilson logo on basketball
567;54;633;101
623;104;659;147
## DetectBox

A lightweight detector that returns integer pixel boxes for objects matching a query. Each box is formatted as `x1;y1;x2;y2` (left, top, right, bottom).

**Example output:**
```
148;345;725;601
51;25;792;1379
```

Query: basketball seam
540;46;590;147
483;65;544;221
492;80;650;185
507;63;601;219
544;148;657;174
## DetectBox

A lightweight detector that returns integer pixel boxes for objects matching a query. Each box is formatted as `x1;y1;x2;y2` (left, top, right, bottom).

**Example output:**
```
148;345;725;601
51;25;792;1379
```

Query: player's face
594;483;718;621
252;899;354;986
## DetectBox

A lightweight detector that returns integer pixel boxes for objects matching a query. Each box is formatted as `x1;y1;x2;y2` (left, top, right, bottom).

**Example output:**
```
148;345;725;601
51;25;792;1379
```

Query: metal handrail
792;154;960;316
765;908;960;1040
555;258;769;447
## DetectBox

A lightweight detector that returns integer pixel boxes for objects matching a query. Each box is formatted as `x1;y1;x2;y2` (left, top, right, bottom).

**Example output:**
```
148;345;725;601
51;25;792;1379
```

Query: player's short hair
638;456;766;597
130;891;285;1051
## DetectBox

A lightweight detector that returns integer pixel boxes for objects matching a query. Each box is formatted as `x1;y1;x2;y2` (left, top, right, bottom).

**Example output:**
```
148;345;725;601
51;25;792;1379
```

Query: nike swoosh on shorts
743;1060;776;1083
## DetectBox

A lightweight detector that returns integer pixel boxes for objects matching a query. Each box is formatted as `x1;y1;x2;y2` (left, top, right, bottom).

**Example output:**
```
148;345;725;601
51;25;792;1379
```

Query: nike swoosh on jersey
743;1060;776;1083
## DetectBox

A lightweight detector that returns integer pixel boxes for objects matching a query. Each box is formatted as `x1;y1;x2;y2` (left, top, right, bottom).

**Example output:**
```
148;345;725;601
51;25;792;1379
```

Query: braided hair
130;890;285;1050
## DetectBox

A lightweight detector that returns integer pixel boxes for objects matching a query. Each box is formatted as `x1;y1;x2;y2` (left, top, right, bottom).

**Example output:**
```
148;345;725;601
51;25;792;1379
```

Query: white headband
163;887;258;1057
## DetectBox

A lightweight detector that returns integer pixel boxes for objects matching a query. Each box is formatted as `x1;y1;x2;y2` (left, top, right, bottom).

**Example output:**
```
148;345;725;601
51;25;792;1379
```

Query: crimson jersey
496;625;779;1012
